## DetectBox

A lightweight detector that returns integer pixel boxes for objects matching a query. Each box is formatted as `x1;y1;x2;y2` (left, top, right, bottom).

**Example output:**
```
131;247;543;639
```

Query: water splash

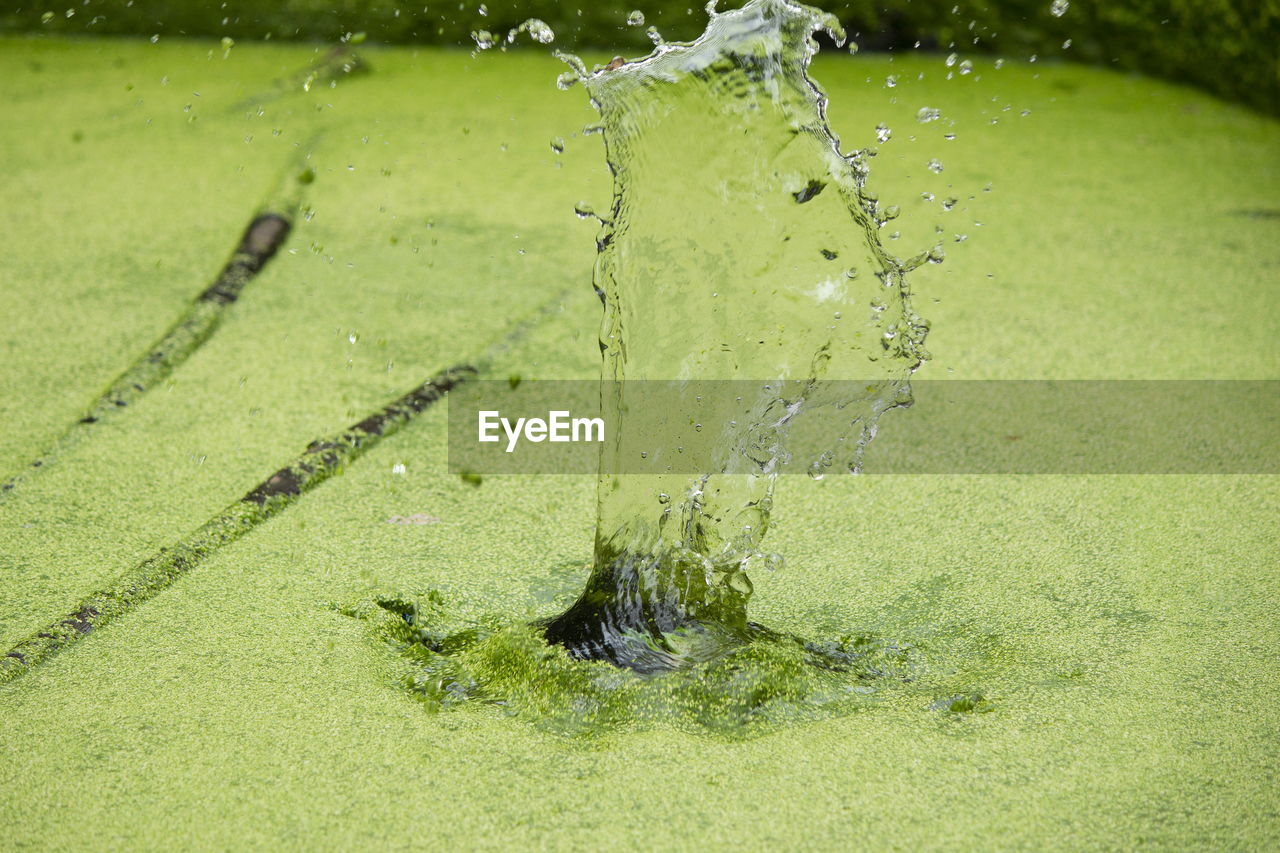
357;1;937;731
541;0;929;672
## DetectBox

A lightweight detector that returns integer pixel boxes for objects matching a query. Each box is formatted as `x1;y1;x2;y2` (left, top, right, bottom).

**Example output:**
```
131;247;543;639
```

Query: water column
543;0;927;671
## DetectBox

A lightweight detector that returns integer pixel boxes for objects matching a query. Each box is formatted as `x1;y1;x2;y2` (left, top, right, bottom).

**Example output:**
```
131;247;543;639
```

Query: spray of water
541;0;929;671
347;0;933;731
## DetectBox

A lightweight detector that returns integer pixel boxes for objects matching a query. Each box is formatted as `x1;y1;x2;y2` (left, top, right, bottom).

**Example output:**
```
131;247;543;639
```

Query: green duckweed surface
1;35;1278;848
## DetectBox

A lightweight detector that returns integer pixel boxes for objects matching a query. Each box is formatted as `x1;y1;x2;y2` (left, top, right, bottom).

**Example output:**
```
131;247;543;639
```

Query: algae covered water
543;0;929;671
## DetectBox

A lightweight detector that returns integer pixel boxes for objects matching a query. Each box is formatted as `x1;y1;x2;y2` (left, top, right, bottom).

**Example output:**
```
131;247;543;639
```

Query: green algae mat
2;34;1279;848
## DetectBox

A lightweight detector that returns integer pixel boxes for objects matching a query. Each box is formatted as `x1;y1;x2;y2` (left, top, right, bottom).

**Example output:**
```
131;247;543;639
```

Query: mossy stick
0;163;309;497
0;283;574;683
0;365;475;684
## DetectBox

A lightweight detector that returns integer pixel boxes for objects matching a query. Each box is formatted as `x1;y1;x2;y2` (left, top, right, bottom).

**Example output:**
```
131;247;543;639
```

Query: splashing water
539;0;929;672
345;0;943;732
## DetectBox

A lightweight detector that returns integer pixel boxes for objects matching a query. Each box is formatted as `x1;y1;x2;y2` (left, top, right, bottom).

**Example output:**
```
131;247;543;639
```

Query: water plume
542;0;929;671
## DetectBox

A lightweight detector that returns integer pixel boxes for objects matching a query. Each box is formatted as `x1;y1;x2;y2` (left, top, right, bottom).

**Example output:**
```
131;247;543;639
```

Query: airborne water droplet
875;123;892;143
1050;0;1069;17
927;158;944;174
509;18;554;45
916;106;940;123
627;10;645;26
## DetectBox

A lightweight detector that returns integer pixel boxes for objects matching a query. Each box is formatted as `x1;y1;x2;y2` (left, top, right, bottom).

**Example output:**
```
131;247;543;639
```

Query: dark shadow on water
1229;208;1280;219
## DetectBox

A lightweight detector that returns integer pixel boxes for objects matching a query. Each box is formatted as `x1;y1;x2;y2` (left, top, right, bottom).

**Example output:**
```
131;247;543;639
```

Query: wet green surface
1;36;1277;848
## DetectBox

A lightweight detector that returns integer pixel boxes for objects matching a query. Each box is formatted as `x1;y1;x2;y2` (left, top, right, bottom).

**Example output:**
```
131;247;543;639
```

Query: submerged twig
229;46;370;113
0;162;310;497
0;284;576;683
0;365;474;684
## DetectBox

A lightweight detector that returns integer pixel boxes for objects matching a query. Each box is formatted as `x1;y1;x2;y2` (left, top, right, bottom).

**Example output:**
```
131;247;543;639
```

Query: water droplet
875;123;892;143
958;59;973;75
348;332;358;344
658;493;671;504
884;74;898;88
529;20;555;44
550;137;565;154
510;18;554;45
994;58;1005;69
41;11;54;23
945;52;958;67
574;201;595;219
646;26;664;46
626;10;645;26
916;106;940;123
927;158;944;174
1050;0;1069;17
471;29;494;50
942;196;958;211
392;462;406;475
478;3;488;15
150;34;159;44
1062;38;1072;49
